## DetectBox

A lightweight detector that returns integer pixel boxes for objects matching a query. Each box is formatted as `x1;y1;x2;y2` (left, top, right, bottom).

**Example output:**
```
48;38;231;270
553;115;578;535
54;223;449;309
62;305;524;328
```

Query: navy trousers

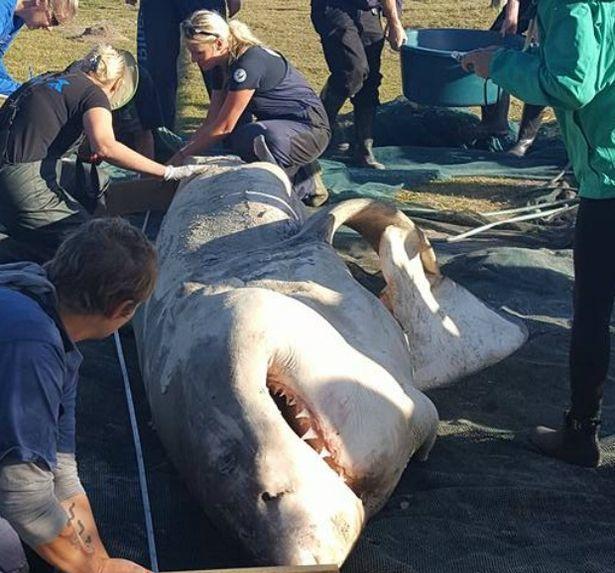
228;120;330;200
137;0;226;130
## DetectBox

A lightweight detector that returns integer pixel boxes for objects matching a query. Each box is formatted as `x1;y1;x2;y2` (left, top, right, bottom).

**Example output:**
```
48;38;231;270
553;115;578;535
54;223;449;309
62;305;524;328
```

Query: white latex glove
163;164;207;181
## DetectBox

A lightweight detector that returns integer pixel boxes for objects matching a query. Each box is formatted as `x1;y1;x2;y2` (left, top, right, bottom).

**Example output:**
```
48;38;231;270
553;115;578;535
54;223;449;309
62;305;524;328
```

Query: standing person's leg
311;3;370;142
479;93;511;137
136;3;148;68
507;104;547;157
505;0;547;157
483;0;546;153
530;197;615;467
0;519;28;573
0;162;89;264
480;6;512;136
228;121;330;203
140;0;181;129
350;8;385;169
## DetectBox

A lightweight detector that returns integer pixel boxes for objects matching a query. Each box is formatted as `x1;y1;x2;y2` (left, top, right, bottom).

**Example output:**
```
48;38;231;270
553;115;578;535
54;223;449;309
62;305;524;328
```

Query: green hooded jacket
490;0;615;199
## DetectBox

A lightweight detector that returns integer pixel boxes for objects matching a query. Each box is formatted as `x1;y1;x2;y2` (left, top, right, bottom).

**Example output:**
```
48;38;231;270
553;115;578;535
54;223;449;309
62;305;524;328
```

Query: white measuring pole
113;331;160;572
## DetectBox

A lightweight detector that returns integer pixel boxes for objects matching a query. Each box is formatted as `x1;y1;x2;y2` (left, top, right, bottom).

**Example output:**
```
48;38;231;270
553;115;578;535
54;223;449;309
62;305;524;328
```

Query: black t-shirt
1;71;111;163
211;46;328;129
211;46;286;94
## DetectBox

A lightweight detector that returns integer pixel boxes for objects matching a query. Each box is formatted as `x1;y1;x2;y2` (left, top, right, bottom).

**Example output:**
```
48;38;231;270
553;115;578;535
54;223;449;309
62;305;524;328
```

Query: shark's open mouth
266;367;358;494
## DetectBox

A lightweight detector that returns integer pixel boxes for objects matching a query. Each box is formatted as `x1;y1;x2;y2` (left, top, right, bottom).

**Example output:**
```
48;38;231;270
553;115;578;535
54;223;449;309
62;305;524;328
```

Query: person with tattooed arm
0;218;156;573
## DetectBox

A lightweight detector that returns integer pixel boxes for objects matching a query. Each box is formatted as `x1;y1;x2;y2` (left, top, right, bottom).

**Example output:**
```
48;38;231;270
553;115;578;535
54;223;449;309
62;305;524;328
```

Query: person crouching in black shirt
0;44;208;265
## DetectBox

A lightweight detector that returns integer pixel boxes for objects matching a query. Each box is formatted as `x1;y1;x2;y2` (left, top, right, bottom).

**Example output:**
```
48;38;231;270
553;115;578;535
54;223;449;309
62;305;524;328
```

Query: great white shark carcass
132;157;527;566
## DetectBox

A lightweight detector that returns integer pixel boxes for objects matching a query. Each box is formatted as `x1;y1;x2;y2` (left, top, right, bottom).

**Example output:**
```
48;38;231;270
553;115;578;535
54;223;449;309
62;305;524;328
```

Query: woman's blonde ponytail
227;19;262;60
80;44;126;86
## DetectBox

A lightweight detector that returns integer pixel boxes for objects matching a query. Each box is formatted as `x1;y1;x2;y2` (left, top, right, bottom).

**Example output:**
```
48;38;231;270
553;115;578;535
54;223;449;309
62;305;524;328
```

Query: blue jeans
0;519;28;573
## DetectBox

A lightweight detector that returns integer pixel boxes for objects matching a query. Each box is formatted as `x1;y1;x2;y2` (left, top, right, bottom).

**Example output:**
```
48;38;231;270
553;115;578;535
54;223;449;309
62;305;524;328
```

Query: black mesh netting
50;102;612;572
63;231;615;573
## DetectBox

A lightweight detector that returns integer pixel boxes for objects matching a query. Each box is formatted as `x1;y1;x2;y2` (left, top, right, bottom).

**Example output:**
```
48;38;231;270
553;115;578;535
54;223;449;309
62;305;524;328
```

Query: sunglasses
181;21;218;39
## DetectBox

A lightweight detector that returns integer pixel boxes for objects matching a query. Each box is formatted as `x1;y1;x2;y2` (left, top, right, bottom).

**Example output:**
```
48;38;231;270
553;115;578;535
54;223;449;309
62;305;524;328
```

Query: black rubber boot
508;104;546;158
352;106;384;170
478;93;511;137
321;82;350;153
529;411;601;468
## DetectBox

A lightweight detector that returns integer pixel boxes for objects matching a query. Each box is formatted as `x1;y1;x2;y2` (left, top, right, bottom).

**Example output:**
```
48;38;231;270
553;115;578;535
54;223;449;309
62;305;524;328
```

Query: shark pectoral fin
379;224;528;389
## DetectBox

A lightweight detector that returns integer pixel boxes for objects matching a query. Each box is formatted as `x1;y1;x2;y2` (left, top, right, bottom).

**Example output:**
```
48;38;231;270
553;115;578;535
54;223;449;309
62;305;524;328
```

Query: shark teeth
295;409;310;419
319;448;331;459
301;428;318;441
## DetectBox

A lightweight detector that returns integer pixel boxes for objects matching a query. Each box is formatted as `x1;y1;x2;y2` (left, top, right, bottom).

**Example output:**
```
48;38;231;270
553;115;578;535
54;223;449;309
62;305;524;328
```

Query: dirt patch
66;23;127;43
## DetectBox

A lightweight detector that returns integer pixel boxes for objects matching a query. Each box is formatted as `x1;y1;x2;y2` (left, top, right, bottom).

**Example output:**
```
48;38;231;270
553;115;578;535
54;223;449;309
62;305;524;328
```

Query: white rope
446;204;577;243
481;197;579;217
113;331;159;572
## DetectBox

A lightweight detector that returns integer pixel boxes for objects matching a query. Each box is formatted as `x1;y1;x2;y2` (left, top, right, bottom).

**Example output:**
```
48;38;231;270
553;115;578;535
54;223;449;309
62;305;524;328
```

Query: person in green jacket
461;0;615;468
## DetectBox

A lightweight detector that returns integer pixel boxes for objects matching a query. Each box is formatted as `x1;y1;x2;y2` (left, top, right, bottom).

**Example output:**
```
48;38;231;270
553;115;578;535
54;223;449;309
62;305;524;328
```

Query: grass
6;0;552;210
6;0;513;127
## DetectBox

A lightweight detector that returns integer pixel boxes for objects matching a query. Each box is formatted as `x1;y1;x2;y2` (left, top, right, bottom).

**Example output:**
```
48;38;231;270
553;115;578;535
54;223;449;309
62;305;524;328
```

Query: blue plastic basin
401;28;524;107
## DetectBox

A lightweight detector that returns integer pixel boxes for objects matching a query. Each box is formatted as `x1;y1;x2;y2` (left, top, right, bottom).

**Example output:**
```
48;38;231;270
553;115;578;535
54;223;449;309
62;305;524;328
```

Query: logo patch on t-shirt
233;68;248;83
48;78;70;93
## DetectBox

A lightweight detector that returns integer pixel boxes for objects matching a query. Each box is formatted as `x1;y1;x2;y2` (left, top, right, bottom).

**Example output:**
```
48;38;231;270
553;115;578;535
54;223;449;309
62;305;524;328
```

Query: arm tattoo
67;502;94;554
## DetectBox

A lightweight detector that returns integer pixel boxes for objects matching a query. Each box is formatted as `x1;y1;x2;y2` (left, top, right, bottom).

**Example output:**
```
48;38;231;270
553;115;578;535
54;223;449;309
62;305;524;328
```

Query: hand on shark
163;164;209;181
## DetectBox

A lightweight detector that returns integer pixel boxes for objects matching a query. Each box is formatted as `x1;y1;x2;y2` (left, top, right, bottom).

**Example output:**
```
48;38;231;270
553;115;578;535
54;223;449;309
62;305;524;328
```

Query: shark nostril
261;491;285;502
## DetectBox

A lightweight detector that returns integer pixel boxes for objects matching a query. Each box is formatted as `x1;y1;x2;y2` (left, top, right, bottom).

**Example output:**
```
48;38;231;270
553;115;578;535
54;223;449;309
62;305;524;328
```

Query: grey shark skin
134;157;527;566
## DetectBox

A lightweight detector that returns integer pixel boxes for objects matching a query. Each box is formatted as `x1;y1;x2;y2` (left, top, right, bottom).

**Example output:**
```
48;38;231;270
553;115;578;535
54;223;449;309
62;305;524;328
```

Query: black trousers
482;0;545;134
137;0;226;130
311;1;384;110
490;0;536;35
570;197;615;419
